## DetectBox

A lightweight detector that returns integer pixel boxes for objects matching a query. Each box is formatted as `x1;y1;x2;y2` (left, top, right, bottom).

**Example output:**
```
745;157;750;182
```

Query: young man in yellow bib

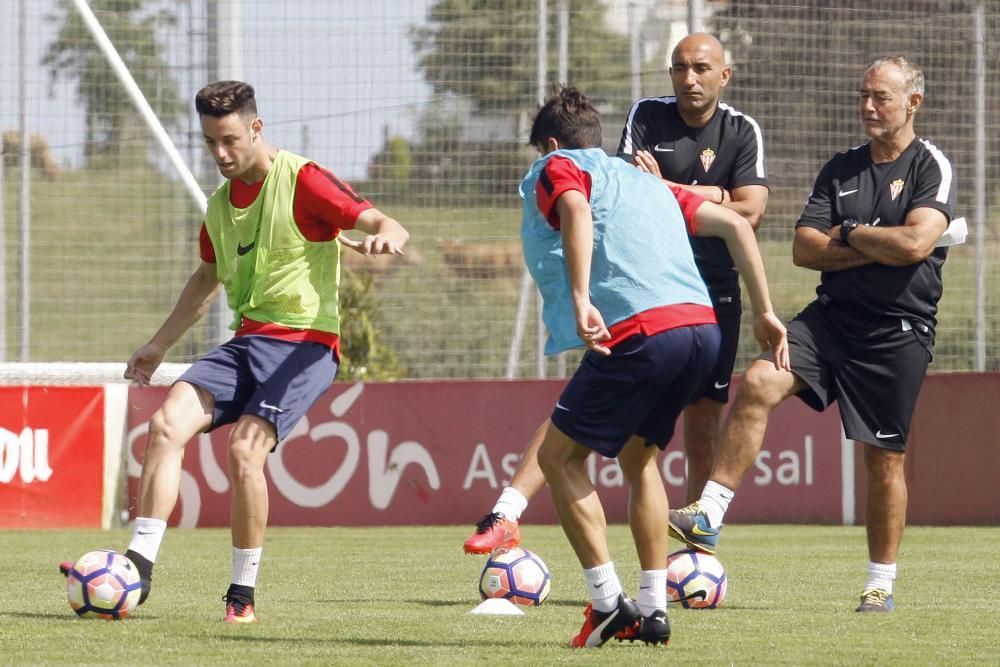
62;80;409;623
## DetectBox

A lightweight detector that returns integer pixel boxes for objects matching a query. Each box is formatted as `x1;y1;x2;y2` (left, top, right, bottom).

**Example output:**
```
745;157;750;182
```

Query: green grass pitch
2;524;998;665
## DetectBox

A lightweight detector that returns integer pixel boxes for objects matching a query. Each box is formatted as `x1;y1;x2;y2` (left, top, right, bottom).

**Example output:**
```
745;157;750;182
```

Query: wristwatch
840;219;859;245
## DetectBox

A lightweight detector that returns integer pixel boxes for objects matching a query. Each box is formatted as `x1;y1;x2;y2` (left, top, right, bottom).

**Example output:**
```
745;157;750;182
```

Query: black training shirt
618;97;768;293
796;138;955;329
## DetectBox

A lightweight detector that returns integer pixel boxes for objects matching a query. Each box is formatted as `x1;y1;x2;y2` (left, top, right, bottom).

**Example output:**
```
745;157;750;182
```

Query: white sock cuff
699;480;735;528
640;568;668;589
583;561;623;611
703;480;735;500
868;561;897;575
127;517;167;563
637;569;668;616
232;546;263;588
492;486;529;522
584;561;618;584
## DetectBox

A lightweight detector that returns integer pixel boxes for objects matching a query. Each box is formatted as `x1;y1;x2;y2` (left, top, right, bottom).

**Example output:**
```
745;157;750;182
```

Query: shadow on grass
0;611;158;621
204;634;517;648
317;597;582;609
316;598;467;607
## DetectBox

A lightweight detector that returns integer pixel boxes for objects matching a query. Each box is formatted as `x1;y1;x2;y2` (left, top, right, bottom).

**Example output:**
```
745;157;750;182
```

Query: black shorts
702;293;743;403
551;324;721;458
761;300;932;452
178;335;338;443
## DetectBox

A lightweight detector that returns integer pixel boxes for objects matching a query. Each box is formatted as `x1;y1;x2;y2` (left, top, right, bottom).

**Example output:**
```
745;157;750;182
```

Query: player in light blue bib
520;87;788;649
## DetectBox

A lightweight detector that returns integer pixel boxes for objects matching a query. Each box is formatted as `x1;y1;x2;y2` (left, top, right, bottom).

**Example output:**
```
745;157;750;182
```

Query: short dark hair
195;80;258;118
528;86;602;150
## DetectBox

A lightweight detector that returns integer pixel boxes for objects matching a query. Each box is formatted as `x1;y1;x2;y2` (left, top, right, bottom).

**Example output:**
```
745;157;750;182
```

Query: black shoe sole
667;522;717;555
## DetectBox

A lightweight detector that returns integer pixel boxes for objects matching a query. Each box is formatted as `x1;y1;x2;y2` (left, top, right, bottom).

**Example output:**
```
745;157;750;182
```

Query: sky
0;1;660;184
0;0;434;182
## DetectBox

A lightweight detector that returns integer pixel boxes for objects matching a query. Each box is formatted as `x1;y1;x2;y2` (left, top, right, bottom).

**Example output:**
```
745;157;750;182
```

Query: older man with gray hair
669;56;955;614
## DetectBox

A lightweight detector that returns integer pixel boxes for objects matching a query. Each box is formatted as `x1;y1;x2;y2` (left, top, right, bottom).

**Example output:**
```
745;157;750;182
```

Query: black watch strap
840;220;858;245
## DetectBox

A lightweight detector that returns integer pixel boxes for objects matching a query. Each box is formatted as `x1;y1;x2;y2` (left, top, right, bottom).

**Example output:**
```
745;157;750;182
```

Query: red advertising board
0;387;105;528
126;378;845;527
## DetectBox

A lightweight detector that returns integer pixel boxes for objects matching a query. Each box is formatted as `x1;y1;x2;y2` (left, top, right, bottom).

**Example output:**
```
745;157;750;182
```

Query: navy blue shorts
701;304;741;403
178;335;338;443
550;324;721;458
760;300;931;452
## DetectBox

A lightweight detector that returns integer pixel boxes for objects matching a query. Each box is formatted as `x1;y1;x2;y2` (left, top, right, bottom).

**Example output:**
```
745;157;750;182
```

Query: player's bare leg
856;445;906;612
711;360;801;490
681;398;725;504
61;382;213;601
228;415;275;550
223;414;276;624
537;425;640;648
463;419;549;554
507;419;549;502
537;425;609;568
617;437;671;645
670;360;802;553
136;382;214;519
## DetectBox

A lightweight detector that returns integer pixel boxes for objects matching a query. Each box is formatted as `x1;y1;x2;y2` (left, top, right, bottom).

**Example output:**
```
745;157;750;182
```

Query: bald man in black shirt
618;32;769;503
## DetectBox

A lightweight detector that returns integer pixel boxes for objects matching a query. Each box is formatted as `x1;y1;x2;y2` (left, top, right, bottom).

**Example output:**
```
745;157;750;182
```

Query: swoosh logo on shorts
714;381;729;389
875;430;900;439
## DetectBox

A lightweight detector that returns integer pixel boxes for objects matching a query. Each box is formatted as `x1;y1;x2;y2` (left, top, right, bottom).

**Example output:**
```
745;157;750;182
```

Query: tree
708;0;996;227
42;0;183;163
338;268;406;381
411;0;631;113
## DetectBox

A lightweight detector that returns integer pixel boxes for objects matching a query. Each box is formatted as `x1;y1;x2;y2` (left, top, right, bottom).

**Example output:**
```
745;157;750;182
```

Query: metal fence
1;0;997;378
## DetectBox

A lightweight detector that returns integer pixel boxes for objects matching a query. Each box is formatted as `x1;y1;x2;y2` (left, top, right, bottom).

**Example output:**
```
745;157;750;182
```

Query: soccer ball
478;547;551;606
66;550;142;620
666;548;728;609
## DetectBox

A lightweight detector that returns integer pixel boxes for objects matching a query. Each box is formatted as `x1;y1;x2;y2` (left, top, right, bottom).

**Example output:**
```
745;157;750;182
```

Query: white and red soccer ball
666;548;728;609
65;550;142;620
479;547;551;606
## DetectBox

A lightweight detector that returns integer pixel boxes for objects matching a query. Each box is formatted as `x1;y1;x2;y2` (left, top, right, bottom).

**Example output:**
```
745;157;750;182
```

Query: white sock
583;561;623;613
492;486;528;522
699;480;735;528
232;546;263;587
865;561;896;594
127;517;167;563
637;569;667;617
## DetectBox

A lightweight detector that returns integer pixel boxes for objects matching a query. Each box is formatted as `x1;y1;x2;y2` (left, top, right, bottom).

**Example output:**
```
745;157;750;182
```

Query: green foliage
366;136;414;198
4;525;1000;664
337;267;406;381
411;0;631;112
41;0;184;162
